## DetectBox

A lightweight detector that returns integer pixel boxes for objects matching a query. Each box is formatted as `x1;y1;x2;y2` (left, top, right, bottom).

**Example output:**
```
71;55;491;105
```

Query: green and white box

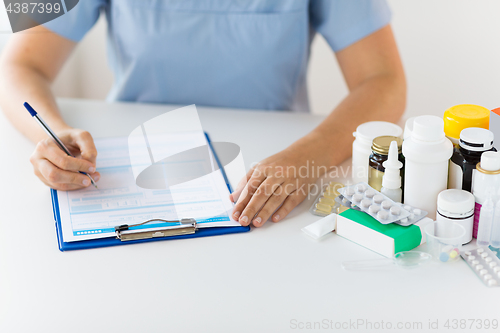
336;209;433;258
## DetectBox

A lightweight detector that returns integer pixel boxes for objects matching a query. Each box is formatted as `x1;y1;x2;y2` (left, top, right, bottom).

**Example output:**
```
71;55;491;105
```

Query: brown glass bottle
368;136;404;192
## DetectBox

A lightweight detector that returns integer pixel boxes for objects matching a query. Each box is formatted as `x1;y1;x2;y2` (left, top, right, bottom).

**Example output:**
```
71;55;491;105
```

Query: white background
0;0;499;117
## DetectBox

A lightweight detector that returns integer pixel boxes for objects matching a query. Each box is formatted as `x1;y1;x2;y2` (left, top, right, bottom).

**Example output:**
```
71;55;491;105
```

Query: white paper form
57;135;240;242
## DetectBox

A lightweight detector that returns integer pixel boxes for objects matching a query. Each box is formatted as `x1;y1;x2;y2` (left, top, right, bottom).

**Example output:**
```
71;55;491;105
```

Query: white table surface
0;99;498;333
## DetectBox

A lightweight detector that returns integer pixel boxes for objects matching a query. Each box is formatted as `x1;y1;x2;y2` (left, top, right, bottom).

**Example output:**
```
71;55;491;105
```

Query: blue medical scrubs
45;0;391;112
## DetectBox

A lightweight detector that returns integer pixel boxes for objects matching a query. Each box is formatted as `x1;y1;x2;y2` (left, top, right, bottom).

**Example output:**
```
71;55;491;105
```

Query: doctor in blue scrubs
0;0;406;228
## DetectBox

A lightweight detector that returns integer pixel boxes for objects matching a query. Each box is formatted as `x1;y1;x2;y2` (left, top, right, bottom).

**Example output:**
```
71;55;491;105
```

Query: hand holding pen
24;102;100;190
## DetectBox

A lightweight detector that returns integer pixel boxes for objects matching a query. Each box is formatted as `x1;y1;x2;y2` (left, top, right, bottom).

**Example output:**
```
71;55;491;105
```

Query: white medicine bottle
403;115;453;219
471;151;500;238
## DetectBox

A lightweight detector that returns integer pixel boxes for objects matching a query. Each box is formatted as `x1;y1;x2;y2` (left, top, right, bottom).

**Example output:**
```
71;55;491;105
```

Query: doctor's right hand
29;128;100;191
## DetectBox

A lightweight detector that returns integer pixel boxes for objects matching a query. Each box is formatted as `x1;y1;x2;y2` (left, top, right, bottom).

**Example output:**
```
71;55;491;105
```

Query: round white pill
484;274;493;280
390;206;401;216
373;195;384;204
485;257;492;263
476;264;484;270
480;269;488;275
408;213;415;220
369;205;381;214
365;189;376;198
345;187;355;196
404;205;412;211
355;184;367;193
481;252;488;258
494;267;500;273
472;260;479;265
381;200;392;209
490;262;498;268
377;210;389;220
399;218;408;224
413;208;422;215
352;194;363;203
488;279;498;286
464;251;471;256
477;248;485;253
467;255;476;261
361;199;372;209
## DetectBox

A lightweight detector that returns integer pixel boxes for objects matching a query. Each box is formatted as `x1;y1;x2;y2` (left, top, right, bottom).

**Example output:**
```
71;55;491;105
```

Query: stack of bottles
347;104;500;247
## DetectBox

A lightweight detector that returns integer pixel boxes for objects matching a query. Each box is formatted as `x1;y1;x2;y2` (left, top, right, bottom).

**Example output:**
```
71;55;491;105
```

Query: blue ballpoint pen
24;102;98;188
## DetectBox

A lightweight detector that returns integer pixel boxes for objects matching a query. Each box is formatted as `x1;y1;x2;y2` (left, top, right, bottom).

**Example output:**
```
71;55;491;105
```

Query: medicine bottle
448;128;495;192
472;151;500;238
352;122;402;184
436;189;475;244
443;104;490;146
368;136;403;191
490;108;500;149
403;115;453;219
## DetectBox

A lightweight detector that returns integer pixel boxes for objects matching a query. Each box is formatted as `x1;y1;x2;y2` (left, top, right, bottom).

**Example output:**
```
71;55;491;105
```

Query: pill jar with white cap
472;151;500;238
403;117;416;140
436;189;475;244
449;127;496;192
352;121;402;184
403;115;453;219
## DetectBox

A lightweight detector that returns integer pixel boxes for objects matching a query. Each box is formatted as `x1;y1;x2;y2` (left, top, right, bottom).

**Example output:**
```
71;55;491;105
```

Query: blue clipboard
51;133;250;251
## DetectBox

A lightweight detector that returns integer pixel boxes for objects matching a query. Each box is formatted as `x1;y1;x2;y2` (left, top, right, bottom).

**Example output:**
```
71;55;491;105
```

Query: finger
272;190;307;222
38;177;86;191
89;172;101;183
38;159;92;188
229;167;256;203
251;184;291;227
41;139;96;173
34;165;93;191
73;131;98;165
239;177;285;227
232;173;267;224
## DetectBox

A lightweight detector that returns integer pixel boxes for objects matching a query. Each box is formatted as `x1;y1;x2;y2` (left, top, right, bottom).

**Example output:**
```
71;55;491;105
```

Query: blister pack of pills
335;194;353;209
309;182;345;217
461;247;500;287
394;205;428;226
338;182;410;224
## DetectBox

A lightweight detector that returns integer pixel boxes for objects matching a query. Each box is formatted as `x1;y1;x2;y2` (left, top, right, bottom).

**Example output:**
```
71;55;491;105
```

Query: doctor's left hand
230;137;326;227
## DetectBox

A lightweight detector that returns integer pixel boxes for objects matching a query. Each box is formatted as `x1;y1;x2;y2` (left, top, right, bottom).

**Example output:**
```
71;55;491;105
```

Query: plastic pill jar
443;104;490;146
352;122;402;184
436;189;475;244
368;136;404;191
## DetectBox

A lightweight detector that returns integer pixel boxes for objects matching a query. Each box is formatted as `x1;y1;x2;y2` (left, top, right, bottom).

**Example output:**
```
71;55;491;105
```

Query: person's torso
104;0;313;112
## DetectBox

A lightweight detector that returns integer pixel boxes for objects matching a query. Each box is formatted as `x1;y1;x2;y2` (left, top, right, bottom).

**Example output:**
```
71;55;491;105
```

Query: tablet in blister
393;204;428;226
461;247;500;287
309;182;346;217
338;182;410;224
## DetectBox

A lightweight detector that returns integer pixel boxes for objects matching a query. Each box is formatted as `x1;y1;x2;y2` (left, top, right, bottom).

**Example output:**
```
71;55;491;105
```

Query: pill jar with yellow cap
368;136;404;191
443;104;490;145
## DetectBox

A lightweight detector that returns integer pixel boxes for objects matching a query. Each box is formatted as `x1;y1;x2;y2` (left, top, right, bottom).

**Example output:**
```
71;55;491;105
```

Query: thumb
229;167;255;203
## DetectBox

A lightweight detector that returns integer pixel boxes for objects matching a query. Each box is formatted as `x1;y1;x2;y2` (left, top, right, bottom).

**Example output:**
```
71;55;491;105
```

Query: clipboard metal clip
114;218;197;242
